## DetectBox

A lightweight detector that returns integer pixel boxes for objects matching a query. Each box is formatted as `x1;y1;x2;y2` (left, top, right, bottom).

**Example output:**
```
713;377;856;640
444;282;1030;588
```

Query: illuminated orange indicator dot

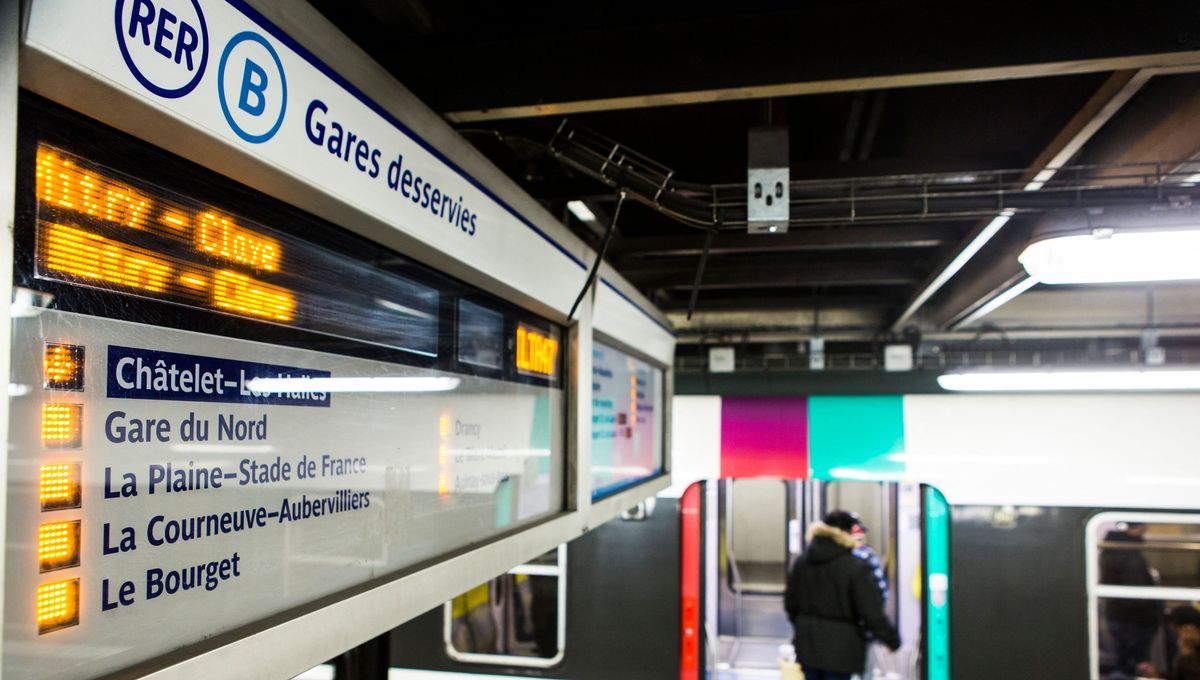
40;464;81;512
438;416;452;496
41;404;82;449
38;521;81;573
36;579;79;634
211;269;295;322
44;343;85;391
40;222;173;293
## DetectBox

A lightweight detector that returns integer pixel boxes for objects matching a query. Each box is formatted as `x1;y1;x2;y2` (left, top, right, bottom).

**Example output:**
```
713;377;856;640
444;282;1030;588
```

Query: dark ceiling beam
611;224;954;260
403;3;1200;121
1085;74;1200;176
888;69;1152;331
1022;70;1152;189
624;260;918;291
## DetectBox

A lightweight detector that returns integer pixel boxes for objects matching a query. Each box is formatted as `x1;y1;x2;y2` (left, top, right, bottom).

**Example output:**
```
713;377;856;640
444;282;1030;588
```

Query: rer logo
218;31;287;144
115;0;209;99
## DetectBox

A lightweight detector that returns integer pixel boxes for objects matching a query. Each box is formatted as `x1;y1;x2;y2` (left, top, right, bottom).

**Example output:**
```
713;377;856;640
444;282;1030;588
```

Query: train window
443;545;567;667
1087;513;1200;680
591;340;665;499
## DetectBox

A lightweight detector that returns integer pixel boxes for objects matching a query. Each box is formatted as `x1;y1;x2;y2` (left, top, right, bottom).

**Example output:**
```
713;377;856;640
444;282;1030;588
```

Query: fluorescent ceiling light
1019;228;1200;284
246;377;461;393
566;200;596;223
938;369;1200;392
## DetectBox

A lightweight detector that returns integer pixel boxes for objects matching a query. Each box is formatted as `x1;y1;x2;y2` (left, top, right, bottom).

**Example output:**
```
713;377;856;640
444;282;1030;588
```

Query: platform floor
718;636;790;669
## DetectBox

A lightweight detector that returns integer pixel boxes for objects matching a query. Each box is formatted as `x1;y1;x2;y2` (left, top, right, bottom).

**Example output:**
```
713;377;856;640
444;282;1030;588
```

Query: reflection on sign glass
458;300;503;369
33;145;439;356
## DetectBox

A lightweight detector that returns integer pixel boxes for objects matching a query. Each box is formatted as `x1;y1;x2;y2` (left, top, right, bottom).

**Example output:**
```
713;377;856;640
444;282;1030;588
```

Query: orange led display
196;212;281;271
37;148;149;229
38;521;81;573
36;579;79;634
41;404;82;449
40;464;81;511
212;270;295;321
33;144;305;329
515;325;559;378
41;223;173;293
44;343;85;391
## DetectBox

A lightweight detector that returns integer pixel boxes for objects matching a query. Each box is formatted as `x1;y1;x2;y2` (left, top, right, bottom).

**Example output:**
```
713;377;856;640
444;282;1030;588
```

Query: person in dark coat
1100;522;1162;676
785;510;900;680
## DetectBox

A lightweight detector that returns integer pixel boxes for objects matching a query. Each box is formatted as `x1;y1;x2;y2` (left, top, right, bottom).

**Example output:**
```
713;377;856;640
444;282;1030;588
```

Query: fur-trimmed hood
807;521;858;548
804;522;858;564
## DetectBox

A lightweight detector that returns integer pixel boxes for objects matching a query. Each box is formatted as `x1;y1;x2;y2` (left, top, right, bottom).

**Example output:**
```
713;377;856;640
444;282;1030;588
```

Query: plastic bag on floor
778;643;805;680
779;661;805;680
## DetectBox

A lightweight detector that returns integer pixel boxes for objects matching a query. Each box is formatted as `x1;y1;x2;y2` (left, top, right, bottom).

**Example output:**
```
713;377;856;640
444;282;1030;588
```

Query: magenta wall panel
719;397;809;478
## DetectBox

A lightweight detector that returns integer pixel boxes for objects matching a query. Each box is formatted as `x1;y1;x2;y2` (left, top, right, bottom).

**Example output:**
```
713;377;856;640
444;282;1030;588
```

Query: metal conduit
546;119;1200;230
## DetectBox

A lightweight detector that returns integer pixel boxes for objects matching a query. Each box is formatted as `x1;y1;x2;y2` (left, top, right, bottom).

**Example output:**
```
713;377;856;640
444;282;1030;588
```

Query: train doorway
690;479;944;680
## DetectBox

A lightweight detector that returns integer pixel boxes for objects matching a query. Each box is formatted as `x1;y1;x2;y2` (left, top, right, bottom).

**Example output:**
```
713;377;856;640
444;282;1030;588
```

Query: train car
670;392;1200;680
0;2;673;679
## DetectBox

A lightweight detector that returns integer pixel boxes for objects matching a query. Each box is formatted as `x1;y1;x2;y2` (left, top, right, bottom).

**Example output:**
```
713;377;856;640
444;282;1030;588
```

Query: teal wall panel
807;395;905;480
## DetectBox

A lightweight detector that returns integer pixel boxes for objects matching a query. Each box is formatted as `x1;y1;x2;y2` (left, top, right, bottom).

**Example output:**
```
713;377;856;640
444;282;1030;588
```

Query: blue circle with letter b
218;31;287;144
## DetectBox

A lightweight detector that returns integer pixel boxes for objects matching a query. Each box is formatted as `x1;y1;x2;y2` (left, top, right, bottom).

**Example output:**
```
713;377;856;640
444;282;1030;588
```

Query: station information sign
590;342;664;498
5;138;565;679
32;145;442;357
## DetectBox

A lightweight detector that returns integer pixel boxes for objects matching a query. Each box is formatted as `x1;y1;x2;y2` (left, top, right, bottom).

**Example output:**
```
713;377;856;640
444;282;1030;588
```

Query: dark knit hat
824;510;861;533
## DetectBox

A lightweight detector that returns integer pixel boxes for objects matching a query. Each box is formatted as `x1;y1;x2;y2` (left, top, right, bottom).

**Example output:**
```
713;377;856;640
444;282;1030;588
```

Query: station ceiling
313;1;1200;366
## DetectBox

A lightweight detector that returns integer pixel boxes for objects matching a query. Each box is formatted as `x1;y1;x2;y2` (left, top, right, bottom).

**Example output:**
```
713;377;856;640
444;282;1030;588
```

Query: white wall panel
662;396;721;498
905;394;1200;508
